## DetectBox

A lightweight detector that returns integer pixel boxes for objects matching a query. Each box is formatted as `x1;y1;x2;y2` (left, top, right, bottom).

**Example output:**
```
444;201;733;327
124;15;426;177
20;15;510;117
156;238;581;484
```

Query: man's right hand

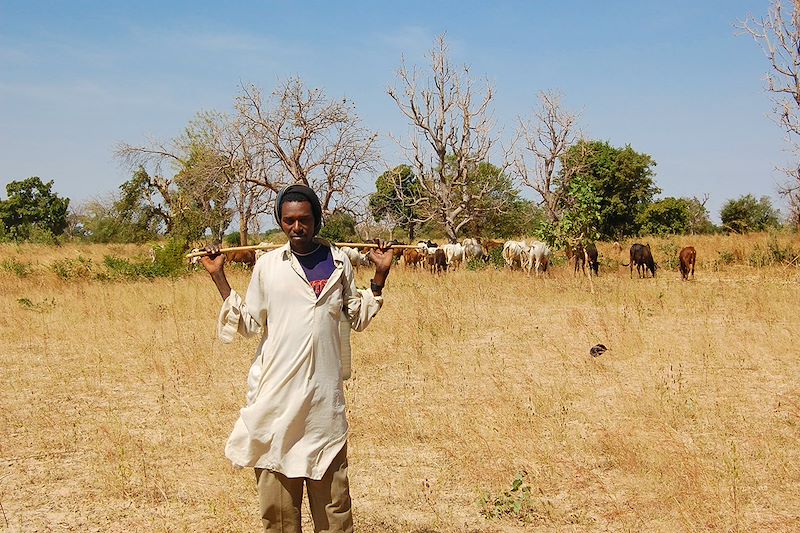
200;244;232;300
200;244;226;275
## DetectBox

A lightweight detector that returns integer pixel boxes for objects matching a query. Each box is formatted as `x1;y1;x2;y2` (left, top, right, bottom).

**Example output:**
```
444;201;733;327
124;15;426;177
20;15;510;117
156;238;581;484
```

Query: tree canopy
0;177;70;241
720;194;781;233
562;140;660;239
369;165;423;239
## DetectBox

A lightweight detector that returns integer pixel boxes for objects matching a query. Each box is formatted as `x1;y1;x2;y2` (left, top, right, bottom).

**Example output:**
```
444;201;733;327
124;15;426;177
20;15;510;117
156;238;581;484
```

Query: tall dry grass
1;234;799;532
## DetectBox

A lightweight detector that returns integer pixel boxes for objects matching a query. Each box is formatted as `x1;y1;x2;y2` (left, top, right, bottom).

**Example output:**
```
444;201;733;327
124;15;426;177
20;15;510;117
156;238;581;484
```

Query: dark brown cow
428;248;448;274
623;243;656;278
571;243;598;276
573;243;586;275
586;243;599;276
679;246;696;281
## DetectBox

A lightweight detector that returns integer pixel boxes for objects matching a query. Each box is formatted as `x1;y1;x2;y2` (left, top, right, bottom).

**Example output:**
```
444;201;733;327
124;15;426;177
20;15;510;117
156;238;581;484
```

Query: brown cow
403;248;426;268
189;247;256;269
573;243;586;275
225;249;256;267
679;246;696;281
484;239;504;254
428;248;448;274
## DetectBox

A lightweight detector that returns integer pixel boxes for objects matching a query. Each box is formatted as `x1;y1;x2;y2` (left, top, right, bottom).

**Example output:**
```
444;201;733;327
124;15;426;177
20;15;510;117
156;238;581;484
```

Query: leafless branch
388;34;502;243
511;90;584;223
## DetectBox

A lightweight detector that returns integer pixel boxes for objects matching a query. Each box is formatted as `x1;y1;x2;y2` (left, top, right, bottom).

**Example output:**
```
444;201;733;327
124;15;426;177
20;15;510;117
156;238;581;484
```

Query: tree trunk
239;216;249;246
444;218;458;244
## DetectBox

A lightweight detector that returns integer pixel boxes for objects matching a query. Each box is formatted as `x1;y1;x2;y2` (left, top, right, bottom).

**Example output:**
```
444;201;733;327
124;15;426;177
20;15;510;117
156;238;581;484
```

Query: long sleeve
340;258;383;332
217;261;268;343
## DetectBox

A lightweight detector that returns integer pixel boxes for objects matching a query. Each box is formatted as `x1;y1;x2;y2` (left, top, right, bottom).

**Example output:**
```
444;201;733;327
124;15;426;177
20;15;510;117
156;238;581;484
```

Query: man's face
280;200;316;251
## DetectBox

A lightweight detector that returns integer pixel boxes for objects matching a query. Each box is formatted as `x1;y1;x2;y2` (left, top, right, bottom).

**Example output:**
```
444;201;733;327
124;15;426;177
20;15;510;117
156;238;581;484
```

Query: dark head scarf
274;184;323;236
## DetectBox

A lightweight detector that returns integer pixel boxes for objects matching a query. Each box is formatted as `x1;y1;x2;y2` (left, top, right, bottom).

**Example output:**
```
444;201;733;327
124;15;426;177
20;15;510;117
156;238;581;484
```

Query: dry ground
1;235;799;532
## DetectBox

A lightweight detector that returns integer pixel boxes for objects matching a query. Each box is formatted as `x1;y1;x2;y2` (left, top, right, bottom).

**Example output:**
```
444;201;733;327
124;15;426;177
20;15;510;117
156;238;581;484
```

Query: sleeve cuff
217;290;243;344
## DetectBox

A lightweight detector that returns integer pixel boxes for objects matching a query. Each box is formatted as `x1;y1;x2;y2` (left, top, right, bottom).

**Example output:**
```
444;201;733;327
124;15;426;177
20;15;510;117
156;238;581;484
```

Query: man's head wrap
274;184;323;236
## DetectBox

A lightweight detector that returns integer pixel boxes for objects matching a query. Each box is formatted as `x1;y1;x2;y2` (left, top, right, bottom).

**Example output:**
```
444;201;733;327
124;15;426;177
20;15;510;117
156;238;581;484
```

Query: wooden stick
185;242;423;259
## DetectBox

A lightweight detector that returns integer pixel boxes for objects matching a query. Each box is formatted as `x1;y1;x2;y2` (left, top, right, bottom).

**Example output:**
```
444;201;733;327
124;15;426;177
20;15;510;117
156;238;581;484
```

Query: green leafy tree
0;177;70;241
683;196;717;234
117;117;234;246
318;211;358;243
113;167;170;240
76;182;163;244
369;165;423;240
637;197;692;236
459;161;524;238
562;140;660;239
720;194;781;233
638;196;717;236
540;175;601;249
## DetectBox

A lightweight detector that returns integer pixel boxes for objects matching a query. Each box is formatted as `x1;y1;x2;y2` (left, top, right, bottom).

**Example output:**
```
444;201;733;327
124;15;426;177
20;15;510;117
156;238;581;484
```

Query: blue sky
0;1;788;223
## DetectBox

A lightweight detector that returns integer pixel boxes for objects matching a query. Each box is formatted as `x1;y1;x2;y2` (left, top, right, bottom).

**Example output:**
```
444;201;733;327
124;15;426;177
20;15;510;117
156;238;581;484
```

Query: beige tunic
217;242;382;479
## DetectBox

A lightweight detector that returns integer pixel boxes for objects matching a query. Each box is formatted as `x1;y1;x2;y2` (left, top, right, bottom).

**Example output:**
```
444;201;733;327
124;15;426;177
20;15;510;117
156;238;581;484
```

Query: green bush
748;237;797;267
319;212;358;243
102;238;188;280
224;232;240;246
657;241;680;271
1;258;32;277
479;473;546;523
466;257;487;271
488;244;505;269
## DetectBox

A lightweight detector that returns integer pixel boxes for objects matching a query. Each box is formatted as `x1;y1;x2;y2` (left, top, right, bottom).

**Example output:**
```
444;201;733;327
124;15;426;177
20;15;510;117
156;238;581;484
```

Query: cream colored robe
217;242;382;479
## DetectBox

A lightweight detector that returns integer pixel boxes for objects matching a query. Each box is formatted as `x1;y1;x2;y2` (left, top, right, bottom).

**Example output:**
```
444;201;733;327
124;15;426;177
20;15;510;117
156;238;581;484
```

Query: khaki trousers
254;444;353;533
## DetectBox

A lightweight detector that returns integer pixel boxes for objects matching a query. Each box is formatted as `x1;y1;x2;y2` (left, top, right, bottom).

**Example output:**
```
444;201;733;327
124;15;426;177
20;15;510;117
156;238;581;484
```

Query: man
200;184;392;532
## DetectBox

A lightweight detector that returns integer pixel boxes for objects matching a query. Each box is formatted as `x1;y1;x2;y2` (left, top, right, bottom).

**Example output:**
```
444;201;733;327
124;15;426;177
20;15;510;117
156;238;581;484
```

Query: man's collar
280;237;343;264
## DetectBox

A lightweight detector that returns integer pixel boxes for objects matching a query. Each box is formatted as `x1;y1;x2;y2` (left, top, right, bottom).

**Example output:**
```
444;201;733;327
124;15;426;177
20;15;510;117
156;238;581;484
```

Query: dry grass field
1;233;799;532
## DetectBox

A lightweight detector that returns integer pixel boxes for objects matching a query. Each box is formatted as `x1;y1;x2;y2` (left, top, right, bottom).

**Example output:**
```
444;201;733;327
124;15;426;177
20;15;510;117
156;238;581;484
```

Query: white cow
417;240;438;256
442;243;465;270
502;240;530;270
462;237;484;263
525;240;552;276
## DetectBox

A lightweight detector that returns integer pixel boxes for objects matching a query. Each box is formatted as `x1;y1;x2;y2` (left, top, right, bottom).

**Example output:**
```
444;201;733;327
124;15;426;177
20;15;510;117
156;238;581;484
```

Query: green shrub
749;237;797;267
1;258;32;277
224;232;240;246
479;473;546;523
657;241;680;271
466;257;487;271
488;244;505;269
17;297;56;313
102;238;188;280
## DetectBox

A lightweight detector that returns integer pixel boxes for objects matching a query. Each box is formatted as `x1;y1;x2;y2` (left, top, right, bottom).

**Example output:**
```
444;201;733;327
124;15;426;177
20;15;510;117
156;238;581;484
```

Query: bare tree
388;35;508;243
200;110;274;245
740;0;800;225
512;91;587;224
234;78;379;215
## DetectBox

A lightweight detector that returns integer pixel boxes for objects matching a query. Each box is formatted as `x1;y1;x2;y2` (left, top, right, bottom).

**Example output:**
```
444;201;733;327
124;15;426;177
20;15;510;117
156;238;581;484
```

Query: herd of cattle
192;239;698;281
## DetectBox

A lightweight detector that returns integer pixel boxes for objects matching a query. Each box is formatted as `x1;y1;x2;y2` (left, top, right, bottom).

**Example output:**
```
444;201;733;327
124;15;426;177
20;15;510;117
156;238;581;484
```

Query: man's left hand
368;239;394;274
368;239;393;294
